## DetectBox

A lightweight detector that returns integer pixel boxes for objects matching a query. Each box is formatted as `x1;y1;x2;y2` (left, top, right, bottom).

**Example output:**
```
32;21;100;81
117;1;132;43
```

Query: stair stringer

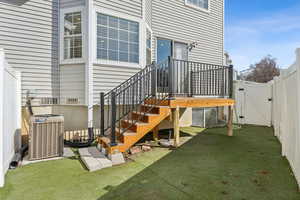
107;106;170;154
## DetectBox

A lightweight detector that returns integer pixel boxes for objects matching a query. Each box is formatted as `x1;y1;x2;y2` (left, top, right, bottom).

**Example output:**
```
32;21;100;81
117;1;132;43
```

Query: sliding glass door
157;39;188;62
174;42;188;60
174;42;188;94
156;38;189;94
157;39;172;64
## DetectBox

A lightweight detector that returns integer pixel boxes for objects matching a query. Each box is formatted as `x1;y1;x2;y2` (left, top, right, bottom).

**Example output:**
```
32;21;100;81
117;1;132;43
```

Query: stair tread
99;136;124;146
142;104;170;108
122;119;148;126
132;111;159;116
116;128;137;136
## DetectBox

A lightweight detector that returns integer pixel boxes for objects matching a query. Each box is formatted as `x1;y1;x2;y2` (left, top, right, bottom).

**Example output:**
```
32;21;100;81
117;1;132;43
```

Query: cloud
226;4;300;70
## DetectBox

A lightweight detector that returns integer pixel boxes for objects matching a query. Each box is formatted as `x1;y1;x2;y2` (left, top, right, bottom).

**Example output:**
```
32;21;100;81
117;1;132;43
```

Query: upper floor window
97;13;139;63
64;12;82;59
185;0;209;10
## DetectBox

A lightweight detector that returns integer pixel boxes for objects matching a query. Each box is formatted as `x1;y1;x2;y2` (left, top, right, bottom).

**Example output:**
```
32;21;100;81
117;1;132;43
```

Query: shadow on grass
97;126;300;200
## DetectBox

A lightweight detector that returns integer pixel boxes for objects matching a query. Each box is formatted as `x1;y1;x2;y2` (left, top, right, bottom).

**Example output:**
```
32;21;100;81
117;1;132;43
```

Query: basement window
64;12;82;59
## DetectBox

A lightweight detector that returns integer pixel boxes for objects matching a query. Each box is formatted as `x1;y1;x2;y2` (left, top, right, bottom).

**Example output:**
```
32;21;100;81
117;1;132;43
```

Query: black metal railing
99;57;234;145
100;59;171;146
170;59;233;97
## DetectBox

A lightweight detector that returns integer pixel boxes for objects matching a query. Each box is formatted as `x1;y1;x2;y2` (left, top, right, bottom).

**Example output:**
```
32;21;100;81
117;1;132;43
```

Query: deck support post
173;106;180;147
153;126;159;142
227;105;233;136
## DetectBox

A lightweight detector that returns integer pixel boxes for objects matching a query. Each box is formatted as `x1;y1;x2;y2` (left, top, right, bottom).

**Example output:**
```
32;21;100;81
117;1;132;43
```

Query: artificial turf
0;125;299;200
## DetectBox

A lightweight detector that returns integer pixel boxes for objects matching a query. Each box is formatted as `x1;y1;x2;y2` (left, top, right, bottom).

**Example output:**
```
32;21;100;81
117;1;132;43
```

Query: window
186;0;209;10
97;13;139;63
146;29;152;65
64;12;82;59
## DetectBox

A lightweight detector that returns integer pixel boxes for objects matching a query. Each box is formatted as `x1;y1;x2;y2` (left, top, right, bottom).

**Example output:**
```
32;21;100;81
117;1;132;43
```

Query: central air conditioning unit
29;115;64;160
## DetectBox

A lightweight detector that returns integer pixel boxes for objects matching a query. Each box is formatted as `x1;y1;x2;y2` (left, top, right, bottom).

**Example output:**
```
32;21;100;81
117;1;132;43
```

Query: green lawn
0;125;299;200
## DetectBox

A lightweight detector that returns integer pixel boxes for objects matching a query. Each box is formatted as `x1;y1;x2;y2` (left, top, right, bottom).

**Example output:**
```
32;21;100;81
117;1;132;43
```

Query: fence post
229;65;234;98
100;92;105;136
15;71;22;150
151;61;157;97
168;56;173;98
110;92;117;146
295;48;300;187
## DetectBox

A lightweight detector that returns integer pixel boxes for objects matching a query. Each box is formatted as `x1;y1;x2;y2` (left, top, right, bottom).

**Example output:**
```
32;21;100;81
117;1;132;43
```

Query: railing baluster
229;65;234;98
100;92;105;136
168;56;173;98
151;61;157;97
110;92;117;146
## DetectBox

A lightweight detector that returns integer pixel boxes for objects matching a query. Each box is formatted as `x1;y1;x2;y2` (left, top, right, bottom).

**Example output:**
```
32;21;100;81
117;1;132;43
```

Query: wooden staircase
96;57;234;156
98;103;170;154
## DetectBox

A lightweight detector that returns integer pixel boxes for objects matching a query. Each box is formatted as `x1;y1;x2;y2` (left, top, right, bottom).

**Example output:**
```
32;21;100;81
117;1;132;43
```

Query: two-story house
0;0;225;132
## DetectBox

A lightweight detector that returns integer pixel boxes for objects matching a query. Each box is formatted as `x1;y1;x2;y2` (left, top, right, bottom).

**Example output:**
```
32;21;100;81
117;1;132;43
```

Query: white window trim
60;6;86;65
184;0;211;13
93;7;146;68
145;23;153;64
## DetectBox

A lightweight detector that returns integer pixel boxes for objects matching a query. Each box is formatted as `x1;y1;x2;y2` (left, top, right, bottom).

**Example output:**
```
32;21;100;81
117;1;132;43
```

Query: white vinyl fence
0;49;21;187
235;49;300;188
271;49;300;188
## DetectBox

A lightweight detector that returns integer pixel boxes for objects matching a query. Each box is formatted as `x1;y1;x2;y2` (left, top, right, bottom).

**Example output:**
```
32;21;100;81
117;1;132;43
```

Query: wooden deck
145;97;235;108
99;97;235;154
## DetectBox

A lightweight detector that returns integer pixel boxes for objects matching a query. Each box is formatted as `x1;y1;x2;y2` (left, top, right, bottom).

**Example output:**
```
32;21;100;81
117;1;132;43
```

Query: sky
225;0;300;71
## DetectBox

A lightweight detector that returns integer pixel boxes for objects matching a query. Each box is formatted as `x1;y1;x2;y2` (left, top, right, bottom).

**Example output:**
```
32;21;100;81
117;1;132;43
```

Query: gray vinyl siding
60;64;86;104
60;0;85;9
144;0;152;27
152;0;224;65
0;0;59;103
92;0;143;103
93;0;142;19
93;65;140;103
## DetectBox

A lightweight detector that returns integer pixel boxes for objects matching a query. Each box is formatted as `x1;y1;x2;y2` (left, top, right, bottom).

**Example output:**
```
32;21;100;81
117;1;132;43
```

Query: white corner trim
0;49;4;188
59;6;86;65
184;0;211;14
87;0;94;127
145;22;152;34
142;0;146;20
93;7;146;68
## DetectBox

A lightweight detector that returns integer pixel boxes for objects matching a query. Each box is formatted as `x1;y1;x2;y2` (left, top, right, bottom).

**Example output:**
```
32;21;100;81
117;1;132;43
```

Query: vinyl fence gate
234;80;272;127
